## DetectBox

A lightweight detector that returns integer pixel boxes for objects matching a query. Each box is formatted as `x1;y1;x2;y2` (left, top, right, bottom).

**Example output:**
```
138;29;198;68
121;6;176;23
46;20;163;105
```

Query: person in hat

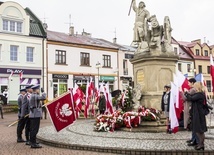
29;85;46;148
180;78;199;147
17;88;27;142
20;85;33;145
98;92;106;114
161;84;171;133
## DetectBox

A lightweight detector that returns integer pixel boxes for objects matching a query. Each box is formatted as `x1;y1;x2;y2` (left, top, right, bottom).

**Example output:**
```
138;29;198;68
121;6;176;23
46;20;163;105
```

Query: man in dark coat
98;92;106;114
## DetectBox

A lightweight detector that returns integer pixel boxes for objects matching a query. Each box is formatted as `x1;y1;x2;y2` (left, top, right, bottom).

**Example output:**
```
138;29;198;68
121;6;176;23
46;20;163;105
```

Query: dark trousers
30;118;40;144
17;117;30;140
0;107;3;119
191;131;199;143
99;110;105;115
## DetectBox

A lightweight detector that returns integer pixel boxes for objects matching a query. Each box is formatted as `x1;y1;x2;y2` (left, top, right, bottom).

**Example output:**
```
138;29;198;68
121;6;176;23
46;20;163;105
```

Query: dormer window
195;49;200;56
2;19;22;33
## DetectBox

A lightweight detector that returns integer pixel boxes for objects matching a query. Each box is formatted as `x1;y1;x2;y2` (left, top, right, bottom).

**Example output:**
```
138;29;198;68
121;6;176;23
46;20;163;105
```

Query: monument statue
130;0;173;54
132;0;150;44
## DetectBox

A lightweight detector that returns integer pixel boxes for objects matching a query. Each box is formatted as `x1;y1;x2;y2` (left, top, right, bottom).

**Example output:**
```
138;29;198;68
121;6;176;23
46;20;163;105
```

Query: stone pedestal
130;52;178;110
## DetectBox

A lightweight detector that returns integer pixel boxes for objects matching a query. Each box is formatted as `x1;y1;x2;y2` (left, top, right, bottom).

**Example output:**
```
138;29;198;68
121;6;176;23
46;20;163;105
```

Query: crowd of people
161;78;212;151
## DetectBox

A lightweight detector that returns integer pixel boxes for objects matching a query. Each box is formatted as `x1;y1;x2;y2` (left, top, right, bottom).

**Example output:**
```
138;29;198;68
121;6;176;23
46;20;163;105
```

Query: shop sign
100;76;115;81
52;74;68;79
0;67;41;75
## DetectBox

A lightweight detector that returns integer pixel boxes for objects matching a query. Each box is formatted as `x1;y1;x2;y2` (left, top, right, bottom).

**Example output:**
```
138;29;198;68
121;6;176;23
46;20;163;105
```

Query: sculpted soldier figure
29;85;46;149
132;0;150;44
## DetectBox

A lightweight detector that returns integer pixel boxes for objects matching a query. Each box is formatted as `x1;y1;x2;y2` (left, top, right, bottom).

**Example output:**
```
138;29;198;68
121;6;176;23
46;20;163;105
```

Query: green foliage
80;85;86;94
121;87;134;112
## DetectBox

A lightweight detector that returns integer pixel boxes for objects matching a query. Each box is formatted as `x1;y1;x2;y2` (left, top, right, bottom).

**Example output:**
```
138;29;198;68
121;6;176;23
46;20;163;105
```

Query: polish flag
19;72;23;80
46;91;76;132
104;83;114;114
73;84;84;118
210;54;214;93
169;82;179;133
84;81;90;118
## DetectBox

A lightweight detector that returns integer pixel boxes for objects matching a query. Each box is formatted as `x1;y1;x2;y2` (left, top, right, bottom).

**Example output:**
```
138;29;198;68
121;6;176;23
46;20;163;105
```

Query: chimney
82;29;91;37
69;26;74;36
113;37;117;44
43;23;48;31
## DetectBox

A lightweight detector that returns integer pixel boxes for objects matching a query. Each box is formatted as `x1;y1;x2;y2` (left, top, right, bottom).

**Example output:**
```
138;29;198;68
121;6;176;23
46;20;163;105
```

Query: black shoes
31;144;42;149
25;141;31;145
187;141;198;146
186;139;192;143
195;146;204;151
17;138;25;143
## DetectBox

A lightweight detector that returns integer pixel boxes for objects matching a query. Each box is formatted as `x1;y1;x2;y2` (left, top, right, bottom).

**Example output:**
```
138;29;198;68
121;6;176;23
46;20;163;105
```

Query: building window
103;55;111;67
204;50;208;56
55;50;66;64
178;63;182;72
3;19;22;33
207;66;211;74
26;47;34;62
80;52;90;66
10;45;18;61
187;64;191;72
206;80;211;92
195;49;200;56
123;59;128;75
53;79;68;98
198;65;202;73
174;47;178;54
125;54;134;59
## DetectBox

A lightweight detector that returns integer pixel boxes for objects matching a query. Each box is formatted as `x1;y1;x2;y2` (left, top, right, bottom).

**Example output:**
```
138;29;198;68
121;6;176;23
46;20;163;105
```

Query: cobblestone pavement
0;113;116;155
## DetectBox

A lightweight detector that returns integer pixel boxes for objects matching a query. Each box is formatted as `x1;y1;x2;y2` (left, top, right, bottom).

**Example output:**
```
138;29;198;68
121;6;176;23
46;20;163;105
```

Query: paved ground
0;113;115;155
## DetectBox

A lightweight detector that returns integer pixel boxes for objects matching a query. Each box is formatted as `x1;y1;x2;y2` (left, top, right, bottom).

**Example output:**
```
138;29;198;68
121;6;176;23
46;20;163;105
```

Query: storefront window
53;79;68;98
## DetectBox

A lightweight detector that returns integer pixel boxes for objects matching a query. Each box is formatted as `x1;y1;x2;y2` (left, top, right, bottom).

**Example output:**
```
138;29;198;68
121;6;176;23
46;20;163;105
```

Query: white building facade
0;1;46;104
118;45;135;90
46;30;119;100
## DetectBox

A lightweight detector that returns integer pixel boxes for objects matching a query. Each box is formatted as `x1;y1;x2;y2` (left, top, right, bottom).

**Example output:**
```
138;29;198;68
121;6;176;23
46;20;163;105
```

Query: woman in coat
185;82;207;150
161;84;171;133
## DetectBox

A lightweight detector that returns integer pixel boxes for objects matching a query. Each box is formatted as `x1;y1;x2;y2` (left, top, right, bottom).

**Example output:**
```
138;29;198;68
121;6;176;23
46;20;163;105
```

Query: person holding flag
180;78;199;147
185;82;207;151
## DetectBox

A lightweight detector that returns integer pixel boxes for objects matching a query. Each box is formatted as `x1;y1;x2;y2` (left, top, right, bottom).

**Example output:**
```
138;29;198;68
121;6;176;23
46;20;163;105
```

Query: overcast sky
2;0;214;45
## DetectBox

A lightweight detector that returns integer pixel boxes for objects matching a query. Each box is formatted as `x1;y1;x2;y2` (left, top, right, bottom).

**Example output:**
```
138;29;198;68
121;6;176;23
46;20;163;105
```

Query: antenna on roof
113;28;117;44
40;13;48;23
204;37;206;43
65;14;73;27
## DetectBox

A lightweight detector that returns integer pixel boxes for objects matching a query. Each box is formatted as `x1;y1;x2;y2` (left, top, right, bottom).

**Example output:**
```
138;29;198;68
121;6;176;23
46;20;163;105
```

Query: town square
0;0;214;155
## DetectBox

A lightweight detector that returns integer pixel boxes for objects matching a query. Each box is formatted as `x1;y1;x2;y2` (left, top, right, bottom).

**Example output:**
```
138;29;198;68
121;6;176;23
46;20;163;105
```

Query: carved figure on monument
132;0;150;46
132;83;143;109
162;16;173;52
148;15;163;51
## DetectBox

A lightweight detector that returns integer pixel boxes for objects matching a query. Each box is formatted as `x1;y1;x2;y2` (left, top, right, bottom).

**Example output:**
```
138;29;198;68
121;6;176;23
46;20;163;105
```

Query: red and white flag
84;81;90;118
46;91;76;132
210;54;214;92
104;82;114;114
169;82;179;133
73;84;84;118
19;71;23;80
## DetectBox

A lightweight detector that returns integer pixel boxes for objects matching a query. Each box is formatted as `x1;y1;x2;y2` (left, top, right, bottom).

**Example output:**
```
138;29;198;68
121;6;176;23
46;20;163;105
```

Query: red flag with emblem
46;91;76;132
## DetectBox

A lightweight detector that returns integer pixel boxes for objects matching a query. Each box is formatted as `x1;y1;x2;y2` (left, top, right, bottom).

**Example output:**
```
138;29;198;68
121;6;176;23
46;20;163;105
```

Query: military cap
164;84;171;88
31;85;40;90
20;88;27;92
25;85;34;89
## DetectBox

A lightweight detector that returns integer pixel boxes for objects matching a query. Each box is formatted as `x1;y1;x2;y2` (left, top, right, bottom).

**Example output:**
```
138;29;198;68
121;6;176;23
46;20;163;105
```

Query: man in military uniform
29;85;46;148
17;88;27;142
20;85;33;145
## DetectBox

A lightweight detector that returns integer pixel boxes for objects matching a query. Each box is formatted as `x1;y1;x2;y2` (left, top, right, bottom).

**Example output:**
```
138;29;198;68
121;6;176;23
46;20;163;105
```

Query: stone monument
130;0;178;110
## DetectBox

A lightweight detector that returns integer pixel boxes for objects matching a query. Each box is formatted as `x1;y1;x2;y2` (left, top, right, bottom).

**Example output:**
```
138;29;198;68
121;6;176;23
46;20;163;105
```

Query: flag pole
128;0;134;16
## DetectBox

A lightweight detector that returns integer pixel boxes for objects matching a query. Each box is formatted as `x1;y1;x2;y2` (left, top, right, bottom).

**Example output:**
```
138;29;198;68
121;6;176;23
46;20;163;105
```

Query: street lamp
96;61;101;88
